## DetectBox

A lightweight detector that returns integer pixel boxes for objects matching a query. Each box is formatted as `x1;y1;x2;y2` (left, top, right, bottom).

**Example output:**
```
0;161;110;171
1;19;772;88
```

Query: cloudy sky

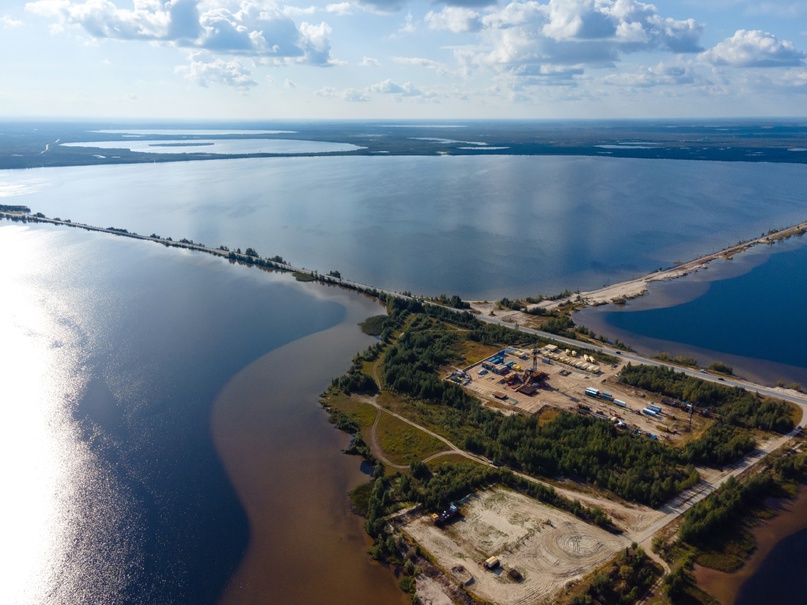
1;0;806;119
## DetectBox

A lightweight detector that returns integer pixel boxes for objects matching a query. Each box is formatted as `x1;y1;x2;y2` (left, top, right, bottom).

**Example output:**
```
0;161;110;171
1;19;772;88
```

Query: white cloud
393;56;440;68
1;15;24;28
299;21;333;65
398;10;416;33
537;0;702;52
392;56;449;76
318;78;438;102
25;0;334;65
26;0;179;39
361;56;380;66
509;63;584;80
342;88;371;101
425;7;481;33
176;55;257;89
437;0;704;88
700;30;806;68
325;2;354;15
369;78;432;97
282;5;317;17
601;62;696;87
316;86;370;101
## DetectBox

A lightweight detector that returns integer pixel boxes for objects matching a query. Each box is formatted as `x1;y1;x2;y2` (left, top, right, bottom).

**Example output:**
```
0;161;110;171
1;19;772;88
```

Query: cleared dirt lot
460;347;706;443
404;488;628;605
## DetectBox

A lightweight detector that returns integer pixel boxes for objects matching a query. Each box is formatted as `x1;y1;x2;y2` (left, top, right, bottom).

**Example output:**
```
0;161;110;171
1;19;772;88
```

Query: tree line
618;363;794;433
377;309;699;507
332;302;794;513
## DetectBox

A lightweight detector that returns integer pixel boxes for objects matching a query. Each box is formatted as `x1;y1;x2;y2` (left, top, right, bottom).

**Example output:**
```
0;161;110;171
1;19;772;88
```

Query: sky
1;0;806;120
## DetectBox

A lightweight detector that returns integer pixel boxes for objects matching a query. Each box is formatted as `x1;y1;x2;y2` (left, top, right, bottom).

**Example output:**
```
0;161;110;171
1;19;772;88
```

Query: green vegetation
564;544;661;605
329;302;796;513
540;314;577;338
362;460;613;544
375;306;697;507
655;352;699;367
432;293;471;309
319;295;803;603
375;414;447;465
618;363;795;433
331;345;382;395
684;423;756;467
654;448;807;602
680;474;774;546
293;271;317;282
777;380;804;393
707;361;734;376
360;315;387;336
499;297;525;311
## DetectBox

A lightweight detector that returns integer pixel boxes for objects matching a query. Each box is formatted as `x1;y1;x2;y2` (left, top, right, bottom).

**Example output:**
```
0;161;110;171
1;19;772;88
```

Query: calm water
6;155;807;299
574;235;807;602
5;147;807;604
0;223;403;604
735;527;807;604
62;139;364;155
576;236;807;386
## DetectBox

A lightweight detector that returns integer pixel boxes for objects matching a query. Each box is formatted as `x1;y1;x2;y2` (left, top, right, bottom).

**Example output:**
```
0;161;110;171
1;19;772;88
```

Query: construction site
450;345;710;444
403;489;630;605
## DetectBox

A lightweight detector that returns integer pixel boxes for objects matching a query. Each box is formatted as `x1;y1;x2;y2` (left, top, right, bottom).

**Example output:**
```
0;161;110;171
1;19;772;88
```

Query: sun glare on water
0;226;97;603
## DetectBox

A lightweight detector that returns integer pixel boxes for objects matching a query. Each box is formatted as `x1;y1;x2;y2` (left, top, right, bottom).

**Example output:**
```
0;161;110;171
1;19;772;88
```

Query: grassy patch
360;315;387;336
536;406;562;427
293;271;317;282
459;340;499;366
322;391;378;430
680;585;721;605
695;551;746;573
349;481;373;516
789;403;804;427
425;453;483;468
376;413;447;465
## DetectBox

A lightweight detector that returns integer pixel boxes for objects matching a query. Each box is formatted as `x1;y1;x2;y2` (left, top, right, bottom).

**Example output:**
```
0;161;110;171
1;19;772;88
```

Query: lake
5;154;807;300
4;137;807;604
575;234;807;386
0;223;405;605
62;138;365;155
574;232;807;604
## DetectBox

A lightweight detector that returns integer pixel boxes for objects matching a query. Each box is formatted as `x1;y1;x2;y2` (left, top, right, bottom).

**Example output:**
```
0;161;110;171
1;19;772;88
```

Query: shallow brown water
694;485;807;605
212;291;409;605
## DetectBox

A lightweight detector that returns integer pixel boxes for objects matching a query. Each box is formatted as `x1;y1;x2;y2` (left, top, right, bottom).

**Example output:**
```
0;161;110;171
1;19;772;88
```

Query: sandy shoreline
694;484;807;605
535;220;807;311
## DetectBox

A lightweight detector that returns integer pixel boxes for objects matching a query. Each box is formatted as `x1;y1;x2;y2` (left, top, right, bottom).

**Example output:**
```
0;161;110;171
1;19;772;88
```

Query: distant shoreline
3;119;807;170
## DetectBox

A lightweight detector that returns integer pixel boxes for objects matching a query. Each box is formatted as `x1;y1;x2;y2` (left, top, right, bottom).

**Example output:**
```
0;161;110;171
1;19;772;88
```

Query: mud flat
403;488;628;605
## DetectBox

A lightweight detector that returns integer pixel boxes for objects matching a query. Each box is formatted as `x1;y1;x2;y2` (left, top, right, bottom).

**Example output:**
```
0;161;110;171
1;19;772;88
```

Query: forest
618;363;795;433
330;299;796;511
374;306;700;507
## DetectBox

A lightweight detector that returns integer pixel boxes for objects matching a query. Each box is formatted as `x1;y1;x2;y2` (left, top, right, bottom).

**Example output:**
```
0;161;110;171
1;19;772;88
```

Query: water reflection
0;223;402;603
